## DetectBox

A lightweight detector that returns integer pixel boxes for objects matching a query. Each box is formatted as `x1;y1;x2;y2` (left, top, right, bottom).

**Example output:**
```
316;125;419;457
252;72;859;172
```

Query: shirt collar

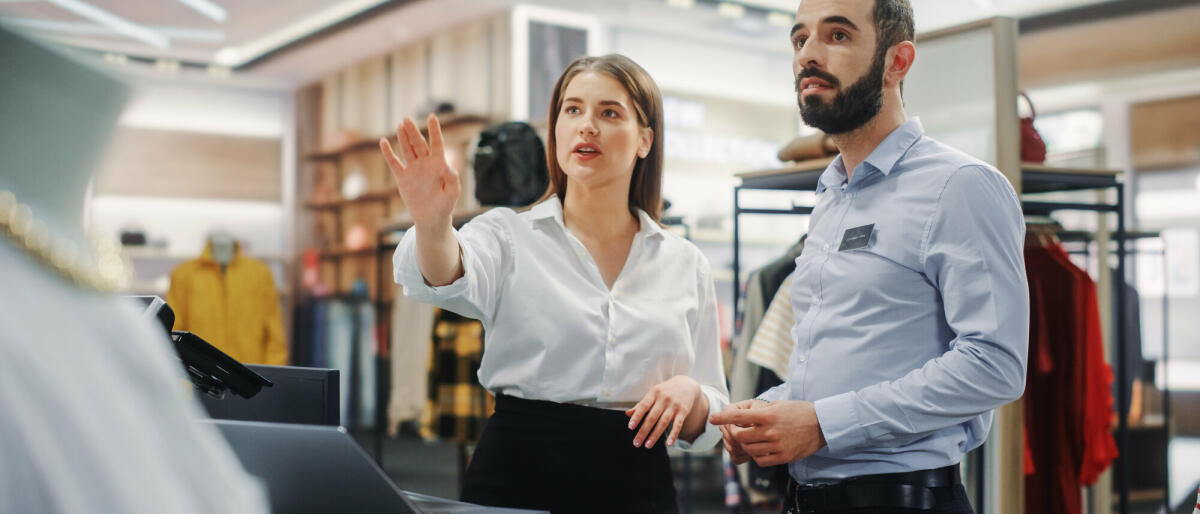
815;118;924;194
528;196;665;239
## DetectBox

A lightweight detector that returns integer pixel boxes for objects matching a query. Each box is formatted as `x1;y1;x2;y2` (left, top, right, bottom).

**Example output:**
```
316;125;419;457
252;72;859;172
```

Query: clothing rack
1058;230;1172;512
732;163;1144;514
369;210;492;472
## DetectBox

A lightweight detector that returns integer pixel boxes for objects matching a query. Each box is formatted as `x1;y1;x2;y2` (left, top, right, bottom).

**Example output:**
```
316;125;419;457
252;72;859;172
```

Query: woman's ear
637;126;653;159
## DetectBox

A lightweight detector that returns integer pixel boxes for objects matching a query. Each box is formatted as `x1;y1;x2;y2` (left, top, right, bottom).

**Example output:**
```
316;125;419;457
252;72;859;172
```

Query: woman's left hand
626;375;704;449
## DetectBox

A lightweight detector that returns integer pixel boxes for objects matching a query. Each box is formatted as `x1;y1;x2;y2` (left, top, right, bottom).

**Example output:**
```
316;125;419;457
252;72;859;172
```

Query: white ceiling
0;0;1122;87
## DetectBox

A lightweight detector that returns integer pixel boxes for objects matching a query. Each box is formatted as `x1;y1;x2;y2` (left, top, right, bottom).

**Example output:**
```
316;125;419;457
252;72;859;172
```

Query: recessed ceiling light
767;11;792;27
667;0;695;8
718;2;746;18
103;52;128;65
155;59;180;73
207;64;231;77
213;46;241;66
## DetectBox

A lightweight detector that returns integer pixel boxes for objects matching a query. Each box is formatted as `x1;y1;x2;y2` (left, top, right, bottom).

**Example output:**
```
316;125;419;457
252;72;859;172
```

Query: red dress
1023;242;1118;514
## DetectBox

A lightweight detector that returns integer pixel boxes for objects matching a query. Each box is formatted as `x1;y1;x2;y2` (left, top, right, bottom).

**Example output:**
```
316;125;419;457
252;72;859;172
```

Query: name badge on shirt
838;224;874;251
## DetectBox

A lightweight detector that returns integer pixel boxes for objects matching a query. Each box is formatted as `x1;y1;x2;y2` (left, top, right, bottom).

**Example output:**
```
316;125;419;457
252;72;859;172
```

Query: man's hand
710;400;826;467
714;400;768;464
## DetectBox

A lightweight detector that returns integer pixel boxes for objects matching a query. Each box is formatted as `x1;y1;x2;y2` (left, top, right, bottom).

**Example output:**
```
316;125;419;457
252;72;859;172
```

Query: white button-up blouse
393;197;728;450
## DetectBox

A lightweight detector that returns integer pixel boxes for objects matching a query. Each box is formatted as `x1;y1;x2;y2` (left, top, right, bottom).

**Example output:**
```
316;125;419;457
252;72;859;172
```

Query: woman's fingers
427;112;445;162
665;411;687;447
380;138;405;176
634;401;666;447
626;398;650;432
394;122;414;164
405;117;431;158
399;118;423;162
644;406;676;449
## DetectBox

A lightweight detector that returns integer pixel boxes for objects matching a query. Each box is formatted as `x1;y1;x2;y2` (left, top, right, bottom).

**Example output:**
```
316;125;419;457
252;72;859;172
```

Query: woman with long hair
381;54;727;513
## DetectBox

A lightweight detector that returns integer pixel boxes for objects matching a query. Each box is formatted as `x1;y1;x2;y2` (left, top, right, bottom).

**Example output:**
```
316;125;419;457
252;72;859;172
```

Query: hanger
1024;216;1062;248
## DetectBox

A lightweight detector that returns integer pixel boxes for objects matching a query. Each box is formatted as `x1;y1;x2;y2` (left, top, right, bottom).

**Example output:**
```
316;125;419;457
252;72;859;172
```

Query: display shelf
1021;164;1121;194
305;191;396;210
123;247;284;261
305;114;491;161
377;207;492;236
318;247;378;258
736;158;830;191
736;161;1121;193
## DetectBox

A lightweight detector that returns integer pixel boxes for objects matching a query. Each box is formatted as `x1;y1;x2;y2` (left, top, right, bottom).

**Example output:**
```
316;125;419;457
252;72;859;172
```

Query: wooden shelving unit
300;113;491;303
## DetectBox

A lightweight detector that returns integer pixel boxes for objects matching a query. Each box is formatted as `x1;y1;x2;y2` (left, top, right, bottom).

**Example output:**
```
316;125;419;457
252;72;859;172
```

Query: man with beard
710;0;1028;513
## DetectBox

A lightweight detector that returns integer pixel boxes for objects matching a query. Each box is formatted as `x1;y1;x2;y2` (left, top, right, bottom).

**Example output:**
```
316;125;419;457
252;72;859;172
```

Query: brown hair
540;54;664;221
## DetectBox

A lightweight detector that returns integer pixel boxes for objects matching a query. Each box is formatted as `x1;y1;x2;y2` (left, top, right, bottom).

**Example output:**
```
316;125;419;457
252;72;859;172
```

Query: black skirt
461;394;678;514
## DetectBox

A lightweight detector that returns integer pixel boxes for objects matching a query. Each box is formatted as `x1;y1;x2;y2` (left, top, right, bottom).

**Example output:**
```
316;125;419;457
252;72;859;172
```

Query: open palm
380;114;460;228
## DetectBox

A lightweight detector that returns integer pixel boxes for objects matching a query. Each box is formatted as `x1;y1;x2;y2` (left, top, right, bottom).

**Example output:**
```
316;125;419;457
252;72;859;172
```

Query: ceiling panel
0;0;1150;86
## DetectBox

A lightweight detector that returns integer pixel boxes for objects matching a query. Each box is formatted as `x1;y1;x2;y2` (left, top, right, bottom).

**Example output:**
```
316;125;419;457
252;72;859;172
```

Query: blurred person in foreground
382;54;728;513
710;1;1028;513
0;24;267;513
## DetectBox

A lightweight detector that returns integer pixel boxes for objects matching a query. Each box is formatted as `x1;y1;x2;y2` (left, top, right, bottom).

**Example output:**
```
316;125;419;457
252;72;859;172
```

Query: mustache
794;68;841;92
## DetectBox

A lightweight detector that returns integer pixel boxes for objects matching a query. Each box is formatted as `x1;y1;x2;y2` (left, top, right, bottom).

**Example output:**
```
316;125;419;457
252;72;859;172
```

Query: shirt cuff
756;383;789;403
673;385;725;452
393;227;471;301
812;391;870;455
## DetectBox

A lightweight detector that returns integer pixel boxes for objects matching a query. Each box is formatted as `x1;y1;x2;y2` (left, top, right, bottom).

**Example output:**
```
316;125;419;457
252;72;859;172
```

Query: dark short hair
542;54;664;221
872;0;915;92
872;0;914;55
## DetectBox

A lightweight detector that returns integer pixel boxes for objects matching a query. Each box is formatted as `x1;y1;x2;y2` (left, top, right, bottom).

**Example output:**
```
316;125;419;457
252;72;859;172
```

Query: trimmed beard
796;50;886;135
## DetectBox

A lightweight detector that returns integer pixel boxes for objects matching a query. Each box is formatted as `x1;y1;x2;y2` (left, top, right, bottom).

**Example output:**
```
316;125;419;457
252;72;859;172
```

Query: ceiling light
767;11;793;27
213;46;241;66
207;64;231;77
177;0;226;23
45;0;169;49
667;0;695;8
209;0;389;68
155;59;181;73
736;0;797;10
717;2;746;18
3;18;224;43
103;52;128;65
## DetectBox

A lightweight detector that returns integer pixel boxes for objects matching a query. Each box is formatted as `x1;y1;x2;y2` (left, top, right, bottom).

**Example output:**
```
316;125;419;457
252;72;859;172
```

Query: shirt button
823;243;830;252
797;355;807;363
812;297;821;305
608;336;615;346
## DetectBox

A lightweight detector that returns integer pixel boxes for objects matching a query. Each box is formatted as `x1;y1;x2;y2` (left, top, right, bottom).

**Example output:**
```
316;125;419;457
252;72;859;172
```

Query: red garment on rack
1023;242;1118;514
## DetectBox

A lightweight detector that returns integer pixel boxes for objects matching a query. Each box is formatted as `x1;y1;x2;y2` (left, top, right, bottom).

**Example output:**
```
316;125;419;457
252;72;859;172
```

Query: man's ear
885;41;916;88
637;126;653;159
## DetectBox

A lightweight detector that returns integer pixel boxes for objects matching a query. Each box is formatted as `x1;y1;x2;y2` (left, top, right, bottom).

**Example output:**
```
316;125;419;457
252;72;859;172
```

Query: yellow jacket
166;242;288;365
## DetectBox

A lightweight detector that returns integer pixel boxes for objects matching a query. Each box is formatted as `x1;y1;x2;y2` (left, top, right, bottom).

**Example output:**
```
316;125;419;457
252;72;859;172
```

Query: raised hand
380;113;460;230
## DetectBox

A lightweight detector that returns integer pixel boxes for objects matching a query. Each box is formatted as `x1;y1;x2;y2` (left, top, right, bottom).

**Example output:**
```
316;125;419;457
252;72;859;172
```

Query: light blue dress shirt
758;118;1029;483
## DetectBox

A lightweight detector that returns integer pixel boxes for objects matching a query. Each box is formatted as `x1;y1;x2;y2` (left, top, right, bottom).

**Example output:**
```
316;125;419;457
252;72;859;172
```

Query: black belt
785;464;961;513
